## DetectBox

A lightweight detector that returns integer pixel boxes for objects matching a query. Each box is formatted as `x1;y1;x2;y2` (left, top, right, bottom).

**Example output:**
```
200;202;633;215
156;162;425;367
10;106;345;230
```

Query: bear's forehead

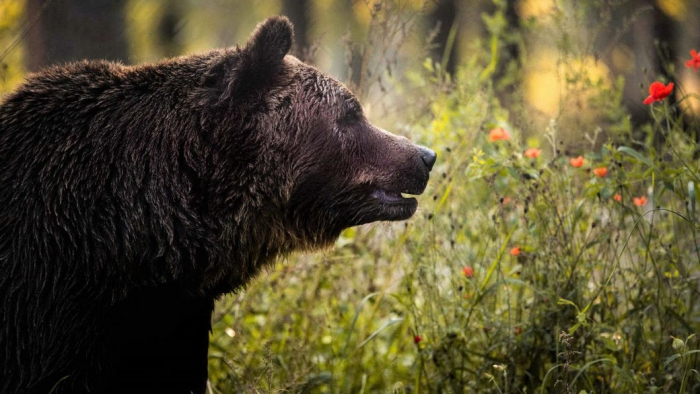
292;61;357;108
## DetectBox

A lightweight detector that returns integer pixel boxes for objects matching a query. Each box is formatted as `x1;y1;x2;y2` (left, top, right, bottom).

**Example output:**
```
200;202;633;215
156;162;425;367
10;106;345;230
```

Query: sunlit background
1;0;699;123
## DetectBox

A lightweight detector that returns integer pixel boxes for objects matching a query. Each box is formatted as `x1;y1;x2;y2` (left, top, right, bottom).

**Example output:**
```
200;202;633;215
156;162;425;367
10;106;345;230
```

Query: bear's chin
350;193;419;226
375;200;419;222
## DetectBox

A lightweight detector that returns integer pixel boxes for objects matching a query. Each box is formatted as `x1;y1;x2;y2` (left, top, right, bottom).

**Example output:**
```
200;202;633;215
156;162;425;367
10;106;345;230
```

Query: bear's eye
340;100;362;123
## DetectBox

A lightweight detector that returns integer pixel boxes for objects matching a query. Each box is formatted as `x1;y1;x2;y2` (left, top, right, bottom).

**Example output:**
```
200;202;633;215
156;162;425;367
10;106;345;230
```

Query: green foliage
207;1;700;392
208;1;700;393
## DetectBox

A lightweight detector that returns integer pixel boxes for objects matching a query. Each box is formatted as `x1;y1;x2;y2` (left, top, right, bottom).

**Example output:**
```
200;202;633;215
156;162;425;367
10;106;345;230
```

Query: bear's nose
419;147;437;171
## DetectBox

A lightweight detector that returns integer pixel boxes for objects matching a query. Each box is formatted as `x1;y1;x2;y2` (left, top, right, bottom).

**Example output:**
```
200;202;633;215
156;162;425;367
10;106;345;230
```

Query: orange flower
633;196;647;207
570;156;584;168
643;81;674;105
614;193;622;202
524;148;542;158
686;49;700;72
489;127;511;142
462;266;474;278
593;167;607;177
510;247;521;256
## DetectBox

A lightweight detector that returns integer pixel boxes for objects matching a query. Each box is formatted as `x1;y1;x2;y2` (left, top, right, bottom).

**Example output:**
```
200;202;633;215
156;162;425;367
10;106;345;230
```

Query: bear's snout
401;143;434;196
419;146;437;171
350;134;437;225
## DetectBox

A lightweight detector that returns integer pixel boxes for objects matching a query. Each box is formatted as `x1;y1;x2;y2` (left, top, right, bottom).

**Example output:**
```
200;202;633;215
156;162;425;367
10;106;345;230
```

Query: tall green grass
208;2;700;392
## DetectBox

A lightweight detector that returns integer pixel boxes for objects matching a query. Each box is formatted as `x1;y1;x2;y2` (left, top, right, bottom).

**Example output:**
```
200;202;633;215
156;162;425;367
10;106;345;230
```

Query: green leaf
558;298;581;314
356;317;404;350
435;179;454;214
663;354;682;368
618;146;652;167
506;166;520;180
343;292;379;354
568;323;581;335
480;227;516;293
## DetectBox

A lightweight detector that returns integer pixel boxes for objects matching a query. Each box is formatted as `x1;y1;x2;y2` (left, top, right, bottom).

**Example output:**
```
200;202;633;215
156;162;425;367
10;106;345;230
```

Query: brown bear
0;16;435;393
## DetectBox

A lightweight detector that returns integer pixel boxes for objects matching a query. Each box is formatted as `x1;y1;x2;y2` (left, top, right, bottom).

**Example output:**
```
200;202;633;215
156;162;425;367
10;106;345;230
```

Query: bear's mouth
371;189;419;206
368;186;424;222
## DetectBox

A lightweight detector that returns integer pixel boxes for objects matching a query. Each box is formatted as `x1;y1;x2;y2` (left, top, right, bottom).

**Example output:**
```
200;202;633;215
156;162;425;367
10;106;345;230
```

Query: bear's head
202;16;435;255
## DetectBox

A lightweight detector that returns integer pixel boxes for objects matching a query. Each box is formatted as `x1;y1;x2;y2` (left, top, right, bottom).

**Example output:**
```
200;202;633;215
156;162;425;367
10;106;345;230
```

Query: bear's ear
200;17;293;105
240;16;294;73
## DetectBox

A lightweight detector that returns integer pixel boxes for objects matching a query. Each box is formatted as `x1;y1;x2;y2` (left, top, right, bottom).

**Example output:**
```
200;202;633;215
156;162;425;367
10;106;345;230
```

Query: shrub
208;2;700;393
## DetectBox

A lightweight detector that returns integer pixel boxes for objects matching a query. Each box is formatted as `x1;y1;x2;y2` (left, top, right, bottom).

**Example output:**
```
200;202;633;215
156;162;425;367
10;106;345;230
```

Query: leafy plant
208;1;700;393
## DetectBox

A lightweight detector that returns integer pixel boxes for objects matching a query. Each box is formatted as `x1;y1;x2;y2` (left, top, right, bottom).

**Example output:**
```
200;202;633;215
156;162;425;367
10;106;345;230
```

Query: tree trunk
157;0;184;58
612;1;675;126
427;0;459;75
494;0;521;89
282;0;310;59
26;0;128;71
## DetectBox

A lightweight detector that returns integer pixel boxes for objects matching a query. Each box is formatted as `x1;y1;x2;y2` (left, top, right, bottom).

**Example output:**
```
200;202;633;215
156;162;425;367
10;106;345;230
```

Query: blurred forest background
3;0;700;393
1;0;699;124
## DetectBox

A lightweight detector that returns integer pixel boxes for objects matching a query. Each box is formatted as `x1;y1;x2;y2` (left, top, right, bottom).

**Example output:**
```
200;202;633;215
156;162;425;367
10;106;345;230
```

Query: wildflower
489;127;510;142
643;81;674;105
633;196;647;207
614;193;622;202
570;156;584;168
593;167;607;177
414;335;422;344
462;266;475;278
510;247;521;256
686;49;700;72
524;148;542;158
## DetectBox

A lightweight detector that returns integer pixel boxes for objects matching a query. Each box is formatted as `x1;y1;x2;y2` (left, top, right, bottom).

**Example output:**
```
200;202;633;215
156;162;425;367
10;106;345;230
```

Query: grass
203;2;700;393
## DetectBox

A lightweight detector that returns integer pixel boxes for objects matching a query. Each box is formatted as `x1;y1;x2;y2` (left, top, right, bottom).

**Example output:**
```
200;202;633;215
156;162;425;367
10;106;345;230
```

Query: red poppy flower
633;196;647;207
643;82;674;105
614;193;622;202
593;167;607;178
686;49;700;72
462;266;475;278
414;335;422;344
489;127;511;142
510;247;521;256
524;148;542;158
570;156;584;168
